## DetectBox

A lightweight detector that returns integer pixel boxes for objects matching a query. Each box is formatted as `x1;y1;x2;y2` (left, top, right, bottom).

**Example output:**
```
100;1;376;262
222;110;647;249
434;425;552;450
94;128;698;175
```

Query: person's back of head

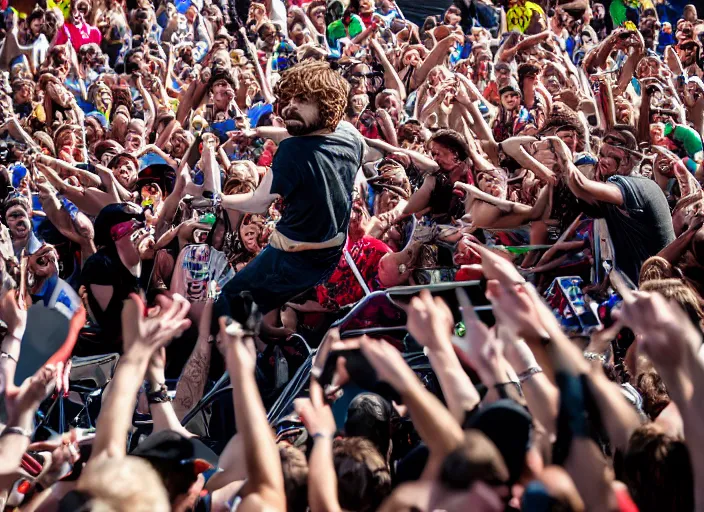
344;393;392;461
639;278;704;327
623;423;694;512
333;437;391;512
72;456;170;512
439;429;509;492
280;445;309;512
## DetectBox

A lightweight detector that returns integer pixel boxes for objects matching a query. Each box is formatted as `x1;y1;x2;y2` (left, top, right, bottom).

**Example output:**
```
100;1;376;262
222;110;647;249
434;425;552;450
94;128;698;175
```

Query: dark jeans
213;245;341;333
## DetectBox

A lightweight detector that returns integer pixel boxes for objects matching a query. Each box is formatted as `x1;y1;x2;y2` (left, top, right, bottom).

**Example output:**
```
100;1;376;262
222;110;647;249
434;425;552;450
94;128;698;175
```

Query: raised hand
405;290;454;351
121;293;191;356
216;316;257;374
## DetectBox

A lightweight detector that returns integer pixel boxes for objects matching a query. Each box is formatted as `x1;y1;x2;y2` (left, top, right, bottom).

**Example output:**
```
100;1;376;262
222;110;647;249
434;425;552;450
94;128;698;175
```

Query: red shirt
55;22;102;52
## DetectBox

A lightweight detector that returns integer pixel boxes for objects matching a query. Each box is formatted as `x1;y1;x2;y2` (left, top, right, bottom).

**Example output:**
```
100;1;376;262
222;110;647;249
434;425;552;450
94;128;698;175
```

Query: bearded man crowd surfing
0;0;704;510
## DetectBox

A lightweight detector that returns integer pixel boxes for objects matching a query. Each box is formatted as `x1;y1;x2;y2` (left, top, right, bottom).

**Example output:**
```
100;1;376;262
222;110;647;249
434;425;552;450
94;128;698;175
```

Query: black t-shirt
270;121;363;245
80;246;142;337
579;175;675;284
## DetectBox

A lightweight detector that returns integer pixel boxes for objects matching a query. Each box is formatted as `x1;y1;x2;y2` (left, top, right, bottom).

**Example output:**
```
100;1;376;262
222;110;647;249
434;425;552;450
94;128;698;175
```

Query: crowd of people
0;0;703;509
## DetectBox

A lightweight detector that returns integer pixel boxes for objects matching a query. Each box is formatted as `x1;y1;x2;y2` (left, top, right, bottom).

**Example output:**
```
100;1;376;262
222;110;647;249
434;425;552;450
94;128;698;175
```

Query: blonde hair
77;456;170;512
274;61;349;131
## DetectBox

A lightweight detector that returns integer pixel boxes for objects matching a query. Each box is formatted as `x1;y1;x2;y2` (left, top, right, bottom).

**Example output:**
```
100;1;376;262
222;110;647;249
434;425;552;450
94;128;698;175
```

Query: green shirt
327;15;365;48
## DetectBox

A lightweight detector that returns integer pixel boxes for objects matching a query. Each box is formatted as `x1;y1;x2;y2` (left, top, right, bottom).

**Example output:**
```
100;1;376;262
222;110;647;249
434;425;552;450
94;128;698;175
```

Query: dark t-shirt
580;175;675;283
270;121;363;245
80;246;142;337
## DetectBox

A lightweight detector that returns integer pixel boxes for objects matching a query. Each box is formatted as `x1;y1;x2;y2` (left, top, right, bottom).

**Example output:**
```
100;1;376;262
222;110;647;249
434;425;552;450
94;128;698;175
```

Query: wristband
146;383;172;404
312;433;333;441
583;351;606;363
1;426;32;438
518;366;543;382
0;351;18;364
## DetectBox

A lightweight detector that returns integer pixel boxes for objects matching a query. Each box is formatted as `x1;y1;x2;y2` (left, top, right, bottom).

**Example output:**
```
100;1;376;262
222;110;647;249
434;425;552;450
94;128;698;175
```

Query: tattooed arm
173;301;214;420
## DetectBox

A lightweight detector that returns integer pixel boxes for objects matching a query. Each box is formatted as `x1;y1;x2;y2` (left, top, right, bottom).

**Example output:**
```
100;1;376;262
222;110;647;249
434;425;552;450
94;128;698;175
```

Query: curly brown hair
274;61;349;132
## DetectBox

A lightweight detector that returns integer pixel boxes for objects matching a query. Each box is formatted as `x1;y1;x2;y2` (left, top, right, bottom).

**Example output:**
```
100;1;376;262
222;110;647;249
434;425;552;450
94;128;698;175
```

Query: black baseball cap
93;202;145;247
131;430;219;475
464;399;533;485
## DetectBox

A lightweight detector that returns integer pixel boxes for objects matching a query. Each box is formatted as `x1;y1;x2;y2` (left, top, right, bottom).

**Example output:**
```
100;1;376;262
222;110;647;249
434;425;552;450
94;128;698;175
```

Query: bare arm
410;36;457;91
221;168;279;214
217;319;286;511
173;301;214;420
370;37;406;100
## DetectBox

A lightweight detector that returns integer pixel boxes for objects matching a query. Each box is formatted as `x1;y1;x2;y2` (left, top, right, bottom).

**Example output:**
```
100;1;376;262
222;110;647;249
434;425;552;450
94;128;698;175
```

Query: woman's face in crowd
240;224;261;253
359;0;375;14
429;141;459;171
170;131;190;158
114;157;138;189
403;50;421;68
350;93;369;114
281;95;323;136
14;83;32;104
378;94;402;123
29;17;43;37
444;9;461;26
501;91;520;111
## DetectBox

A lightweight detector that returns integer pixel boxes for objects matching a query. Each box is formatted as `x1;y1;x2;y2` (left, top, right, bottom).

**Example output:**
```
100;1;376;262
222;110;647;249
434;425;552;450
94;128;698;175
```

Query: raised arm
173;300;214;420
216;317;286;511
91;294;191;460
404;290;481;423
221;168;279;214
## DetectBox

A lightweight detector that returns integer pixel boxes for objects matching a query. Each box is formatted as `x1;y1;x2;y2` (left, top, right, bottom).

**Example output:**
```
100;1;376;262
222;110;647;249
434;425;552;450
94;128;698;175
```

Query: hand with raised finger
294;397;336;438
466;240;526;287
405;290;454;351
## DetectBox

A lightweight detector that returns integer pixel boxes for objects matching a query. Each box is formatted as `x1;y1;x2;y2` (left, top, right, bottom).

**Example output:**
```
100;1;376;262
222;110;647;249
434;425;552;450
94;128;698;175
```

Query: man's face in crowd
212;79;235;111
6;205;30;243
114;157;138;189
597;132;632;180
501;91;520;111
281;95;325;136
678;43;698;66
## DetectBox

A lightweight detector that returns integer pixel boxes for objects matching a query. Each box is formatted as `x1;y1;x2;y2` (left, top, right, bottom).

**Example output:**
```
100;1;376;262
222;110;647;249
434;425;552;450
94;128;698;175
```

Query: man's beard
284;114;326;136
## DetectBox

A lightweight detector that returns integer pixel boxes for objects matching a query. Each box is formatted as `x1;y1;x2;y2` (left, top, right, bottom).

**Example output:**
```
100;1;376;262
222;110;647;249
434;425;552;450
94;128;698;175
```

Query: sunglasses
110;219;145;242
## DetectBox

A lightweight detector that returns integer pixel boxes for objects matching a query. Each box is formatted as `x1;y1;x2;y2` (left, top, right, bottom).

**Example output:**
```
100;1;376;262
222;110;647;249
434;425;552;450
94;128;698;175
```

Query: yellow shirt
46;0;72;20
506;1;544;34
